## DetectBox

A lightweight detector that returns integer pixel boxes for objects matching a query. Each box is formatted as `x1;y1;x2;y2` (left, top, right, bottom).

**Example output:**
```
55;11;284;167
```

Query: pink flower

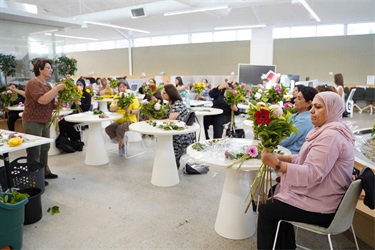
246;145;258;158
274;85;282;94
283;102;293;109
231;90;237;95
154;102;161;110
240;83;246;88
246;89;252;94
270;104;283;117
141;100;149;105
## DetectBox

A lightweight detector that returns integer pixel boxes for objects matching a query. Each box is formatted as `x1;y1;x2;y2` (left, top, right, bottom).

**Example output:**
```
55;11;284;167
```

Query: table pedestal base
86;123;109;166
48;127;60;156
215;170;256;239
151;135;179;187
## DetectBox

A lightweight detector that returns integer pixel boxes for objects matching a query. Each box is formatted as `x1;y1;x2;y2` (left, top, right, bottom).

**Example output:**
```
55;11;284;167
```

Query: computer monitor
238;64;276;85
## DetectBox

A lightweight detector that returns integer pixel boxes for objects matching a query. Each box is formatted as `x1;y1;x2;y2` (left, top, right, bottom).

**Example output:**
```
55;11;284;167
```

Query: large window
134;37;151;47
191;32;212;43
347;22;375;35
151;36;169;46
290;26;316;38
213;30;236;42
169;34;189;44
316;24;344;37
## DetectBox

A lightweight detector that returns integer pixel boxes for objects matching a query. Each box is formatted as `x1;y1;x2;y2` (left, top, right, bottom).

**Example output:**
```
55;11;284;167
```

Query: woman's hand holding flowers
261;149;278;168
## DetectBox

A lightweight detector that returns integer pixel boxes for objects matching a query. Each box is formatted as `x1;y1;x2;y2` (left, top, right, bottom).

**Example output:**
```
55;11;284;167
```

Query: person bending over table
105;80;140;156
279;86;317;154
258;92;355;249
6;83;25;131
22;58;66;184
162;84;195;169
58;78;92;151
203;81;239;139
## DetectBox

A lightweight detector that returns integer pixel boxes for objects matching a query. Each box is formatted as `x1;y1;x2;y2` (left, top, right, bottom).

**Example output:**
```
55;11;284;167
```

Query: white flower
255;92;262;100
269;104;283;117
154;102;161;110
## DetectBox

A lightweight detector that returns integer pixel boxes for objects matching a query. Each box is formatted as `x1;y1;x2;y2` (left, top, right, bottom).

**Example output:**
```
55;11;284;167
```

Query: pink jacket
274;128;354;213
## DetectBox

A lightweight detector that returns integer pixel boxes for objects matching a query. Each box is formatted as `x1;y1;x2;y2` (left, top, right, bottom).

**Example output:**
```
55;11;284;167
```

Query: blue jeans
22;120;51;176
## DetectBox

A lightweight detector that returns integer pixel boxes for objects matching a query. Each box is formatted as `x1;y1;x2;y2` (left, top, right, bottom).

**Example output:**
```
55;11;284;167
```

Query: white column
250;27;274;65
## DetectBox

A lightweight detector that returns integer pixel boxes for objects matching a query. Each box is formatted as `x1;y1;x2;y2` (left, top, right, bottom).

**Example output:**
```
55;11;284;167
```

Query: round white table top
189;100;213;107
243;120;254;127
191;107;223;116
59;108;74;116
129;120;200;136
238;103;249;111
64;112;122;123
7;105;24;111
93;98;113;103
187;138;291;171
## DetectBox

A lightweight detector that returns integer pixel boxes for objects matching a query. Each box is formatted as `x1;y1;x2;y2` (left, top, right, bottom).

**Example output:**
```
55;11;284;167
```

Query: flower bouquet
49;78;83;129
244;102;298;212
263;84;289;104
139;99;169;119
85;85;94;96
194;82;205;94
115;92;135;120
109;78;118;89
141;81;162;96
225;83;250;133
283;101;298;114
1;90;17;109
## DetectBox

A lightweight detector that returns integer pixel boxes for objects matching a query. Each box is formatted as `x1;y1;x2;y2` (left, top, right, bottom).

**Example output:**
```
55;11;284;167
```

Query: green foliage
372;123;375;137
116;92;135;109
55;56;78;76
109;79;118;89
0;54;17;85
0;190;29;204
47;206;60;215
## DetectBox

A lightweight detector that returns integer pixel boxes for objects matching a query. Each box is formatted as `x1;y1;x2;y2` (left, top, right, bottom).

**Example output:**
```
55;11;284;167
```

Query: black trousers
257;199;335;249
203;114;230;139
7;111;22;131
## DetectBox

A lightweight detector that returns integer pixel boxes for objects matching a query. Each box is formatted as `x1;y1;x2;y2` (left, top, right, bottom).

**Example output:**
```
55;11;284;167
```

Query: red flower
254;108;272;125
150;85;156;90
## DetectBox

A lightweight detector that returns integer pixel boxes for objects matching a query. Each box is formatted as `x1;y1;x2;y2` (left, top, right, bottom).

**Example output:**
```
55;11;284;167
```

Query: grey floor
9;112;375;249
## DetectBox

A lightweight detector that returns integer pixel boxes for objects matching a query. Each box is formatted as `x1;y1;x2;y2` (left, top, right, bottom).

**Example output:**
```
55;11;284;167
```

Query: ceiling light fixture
84;21;150;34
44;33;99;41
298;0;320;22
215;24;266;30
164;5;228;16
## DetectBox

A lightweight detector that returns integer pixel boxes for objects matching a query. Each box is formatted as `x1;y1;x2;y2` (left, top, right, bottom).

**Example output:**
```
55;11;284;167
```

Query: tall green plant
0;54;17;86
55;56;77;77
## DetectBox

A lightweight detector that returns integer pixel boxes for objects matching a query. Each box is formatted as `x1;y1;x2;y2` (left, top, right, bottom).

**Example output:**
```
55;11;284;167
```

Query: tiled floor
5;112;375;249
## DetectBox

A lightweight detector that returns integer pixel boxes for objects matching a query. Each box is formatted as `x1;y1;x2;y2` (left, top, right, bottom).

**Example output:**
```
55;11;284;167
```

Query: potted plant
0;54;17;86
55;56;78;77
0;190;29;249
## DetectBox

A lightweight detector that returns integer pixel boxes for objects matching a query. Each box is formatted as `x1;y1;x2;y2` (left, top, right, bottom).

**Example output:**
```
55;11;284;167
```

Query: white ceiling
1;0;375;49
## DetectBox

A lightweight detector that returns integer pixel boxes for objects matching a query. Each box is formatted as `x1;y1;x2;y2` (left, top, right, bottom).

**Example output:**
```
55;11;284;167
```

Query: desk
129;121;200;187
64;112;122;165
190;107;223;142
190;100;212;107
0;129;53;189
187;139;290;240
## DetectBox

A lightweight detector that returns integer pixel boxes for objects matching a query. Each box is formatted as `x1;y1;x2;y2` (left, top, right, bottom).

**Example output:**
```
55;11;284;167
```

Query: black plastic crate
8;157;45;193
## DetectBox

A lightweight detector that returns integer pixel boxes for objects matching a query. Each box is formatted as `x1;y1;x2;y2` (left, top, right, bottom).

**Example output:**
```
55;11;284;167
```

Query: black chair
362;87;375;114
352;87;366;113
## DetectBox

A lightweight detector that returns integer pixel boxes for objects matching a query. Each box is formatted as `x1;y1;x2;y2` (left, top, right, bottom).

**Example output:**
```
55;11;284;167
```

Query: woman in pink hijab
257;92;355;249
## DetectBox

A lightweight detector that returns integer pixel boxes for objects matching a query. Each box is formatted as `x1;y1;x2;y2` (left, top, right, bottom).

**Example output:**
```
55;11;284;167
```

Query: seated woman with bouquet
105;80;140;156
258;92;355;249
279;86;318;154
58;78;92;151
5;83;25;131
162;84;195;169
99;78;115;96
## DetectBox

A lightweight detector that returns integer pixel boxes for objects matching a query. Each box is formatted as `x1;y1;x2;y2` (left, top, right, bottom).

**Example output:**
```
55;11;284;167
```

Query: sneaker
119;147;125;157
45;173;58;179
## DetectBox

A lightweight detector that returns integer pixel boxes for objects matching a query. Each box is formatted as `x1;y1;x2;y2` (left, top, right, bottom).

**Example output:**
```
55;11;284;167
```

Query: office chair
352;88;366;113
362;87;375;114
272;179;362;250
